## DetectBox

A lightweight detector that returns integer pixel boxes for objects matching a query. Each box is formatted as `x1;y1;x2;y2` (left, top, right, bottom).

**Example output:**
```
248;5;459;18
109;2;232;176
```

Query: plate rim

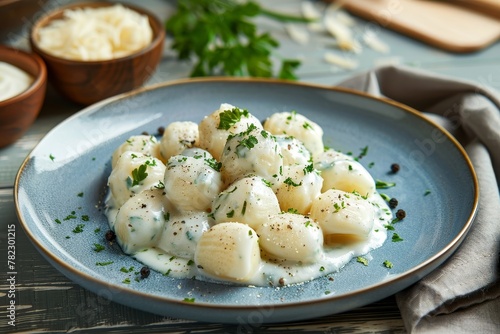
14;77;479;315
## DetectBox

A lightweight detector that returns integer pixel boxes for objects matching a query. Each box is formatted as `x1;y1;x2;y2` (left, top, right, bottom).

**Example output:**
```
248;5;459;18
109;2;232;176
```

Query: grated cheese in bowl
36;4;153;61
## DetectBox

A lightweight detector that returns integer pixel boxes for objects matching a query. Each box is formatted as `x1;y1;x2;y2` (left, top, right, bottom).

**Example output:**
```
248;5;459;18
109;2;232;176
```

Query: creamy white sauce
104;105;391;287
106;192;389;286
0;61;34;102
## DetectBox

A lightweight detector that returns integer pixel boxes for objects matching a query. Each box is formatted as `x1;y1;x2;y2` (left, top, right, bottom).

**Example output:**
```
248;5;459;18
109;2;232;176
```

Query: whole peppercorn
105;230;116;242
396;209;406;220
140;266;150;279
390;163;400;173
389;198;398;209
141;131;149;136
157;126;165;135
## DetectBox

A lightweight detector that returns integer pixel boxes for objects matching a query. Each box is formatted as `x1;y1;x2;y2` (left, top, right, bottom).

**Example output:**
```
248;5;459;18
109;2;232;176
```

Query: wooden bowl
0;45;47;148
0;0;49;42
29;2;165;106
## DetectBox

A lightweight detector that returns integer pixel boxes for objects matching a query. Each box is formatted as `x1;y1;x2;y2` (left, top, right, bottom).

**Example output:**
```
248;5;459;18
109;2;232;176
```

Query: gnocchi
104;103;391;287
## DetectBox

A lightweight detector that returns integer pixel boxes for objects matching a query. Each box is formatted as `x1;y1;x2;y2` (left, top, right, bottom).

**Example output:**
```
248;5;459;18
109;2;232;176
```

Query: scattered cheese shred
301;1;324;32
324;52;359;70
363;31;390;54
36;4;153;61
324;5;362;53
286;24;310;45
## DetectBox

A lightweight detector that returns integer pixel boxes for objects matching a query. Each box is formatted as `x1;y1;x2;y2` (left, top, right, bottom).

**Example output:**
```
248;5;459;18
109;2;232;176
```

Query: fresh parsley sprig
131;164;148;187
166;0;307;79
218;108;250;130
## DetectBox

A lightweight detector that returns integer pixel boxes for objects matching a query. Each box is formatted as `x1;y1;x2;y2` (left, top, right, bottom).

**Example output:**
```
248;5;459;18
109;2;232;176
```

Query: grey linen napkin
338;65;500;333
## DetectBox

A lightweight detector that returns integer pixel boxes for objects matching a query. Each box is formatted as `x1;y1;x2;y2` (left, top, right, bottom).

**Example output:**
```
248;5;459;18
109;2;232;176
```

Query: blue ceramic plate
15;78;478;324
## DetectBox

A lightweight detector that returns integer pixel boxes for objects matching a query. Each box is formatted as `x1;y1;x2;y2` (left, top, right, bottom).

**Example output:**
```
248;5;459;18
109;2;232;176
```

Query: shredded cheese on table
36;4;153;61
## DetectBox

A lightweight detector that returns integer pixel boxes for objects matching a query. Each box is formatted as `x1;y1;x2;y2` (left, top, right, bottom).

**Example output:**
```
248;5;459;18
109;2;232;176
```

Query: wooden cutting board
333;0;500;53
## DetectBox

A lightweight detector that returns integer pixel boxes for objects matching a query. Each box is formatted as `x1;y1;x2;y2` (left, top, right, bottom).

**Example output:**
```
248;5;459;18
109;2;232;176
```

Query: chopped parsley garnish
241;201;247;215
283;177;302;187
205;158;222;171
93;243;105;252
120;266;135;273
248;230;253;236
49;154;55;161
357;146;368;160
63;212;77;221
424;190;431;196
305;221;312;227
392;233;404;242
131;164;148;187
384;224;395;231
55;219;62;224
287;208;299;214
319;266;325;271
145;159;157;167
72;224;85;233
286;111;297;122
122;278;131;284
356;257;369;266
94;228;101;234
96;261;114;266
302;122;313;130
155;181;165;189
218;108;249;130
81;215;90;222
262;179;273;187
303;163;314;174
368;162;375;168
333;201;345;213
383;260;394;268
183;297;195;303
375;179;396;189
238;135;258;150
226;210;235;218
260;130;269;138
77;192;84;197
187;260;194;266
380;193;391;202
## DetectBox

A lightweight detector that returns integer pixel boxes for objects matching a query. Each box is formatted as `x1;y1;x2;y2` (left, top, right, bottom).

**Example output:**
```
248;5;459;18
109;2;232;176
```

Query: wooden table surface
1;0;499;333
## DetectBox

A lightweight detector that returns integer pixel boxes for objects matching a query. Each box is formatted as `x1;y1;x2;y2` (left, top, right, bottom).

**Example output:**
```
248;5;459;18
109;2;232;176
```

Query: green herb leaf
131;164;148;187
392;233;404;242
383;260;393;268
376;179;396;189
283;177;302;187
72;224;85;233
204;158;222;171
96;261;113;266
218;108;249;130
93;243;105;252
166;0;305;79
356;257;369;266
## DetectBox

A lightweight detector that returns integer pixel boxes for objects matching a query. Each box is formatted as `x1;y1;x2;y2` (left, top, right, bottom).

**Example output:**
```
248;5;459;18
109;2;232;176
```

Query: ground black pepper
140;266;150;279
105;230;116;242
396;209;406;220
389;198;398;209
390;163;400;173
